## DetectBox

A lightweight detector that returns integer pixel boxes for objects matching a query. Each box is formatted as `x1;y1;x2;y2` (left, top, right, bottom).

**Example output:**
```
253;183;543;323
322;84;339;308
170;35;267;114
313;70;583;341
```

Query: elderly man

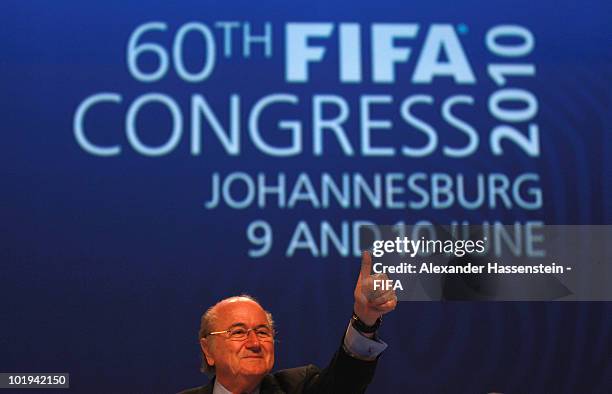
179;251;397;394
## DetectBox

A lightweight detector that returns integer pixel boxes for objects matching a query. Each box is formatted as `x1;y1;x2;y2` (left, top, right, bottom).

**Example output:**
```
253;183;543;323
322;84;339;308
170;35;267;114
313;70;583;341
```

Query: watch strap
351;312;382;333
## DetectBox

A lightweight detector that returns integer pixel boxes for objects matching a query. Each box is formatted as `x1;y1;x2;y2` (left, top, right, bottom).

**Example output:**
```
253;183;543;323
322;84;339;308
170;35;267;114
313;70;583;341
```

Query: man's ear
200;338;215;367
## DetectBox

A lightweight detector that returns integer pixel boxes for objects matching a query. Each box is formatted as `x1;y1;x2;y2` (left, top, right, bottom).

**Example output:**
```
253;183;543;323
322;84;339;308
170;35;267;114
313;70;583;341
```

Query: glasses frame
205;325;275;342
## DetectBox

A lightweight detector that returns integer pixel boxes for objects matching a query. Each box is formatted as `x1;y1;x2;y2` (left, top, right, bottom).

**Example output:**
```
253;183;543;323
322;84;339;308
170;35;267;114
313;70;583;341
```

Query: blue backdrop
1;0;611;392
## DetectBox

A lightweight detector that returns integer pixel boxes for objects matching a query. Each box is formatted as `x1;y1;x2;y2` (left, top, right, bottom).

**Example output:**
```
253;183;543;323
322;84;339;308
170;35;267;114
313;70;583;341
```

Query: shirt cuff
343;322;388;361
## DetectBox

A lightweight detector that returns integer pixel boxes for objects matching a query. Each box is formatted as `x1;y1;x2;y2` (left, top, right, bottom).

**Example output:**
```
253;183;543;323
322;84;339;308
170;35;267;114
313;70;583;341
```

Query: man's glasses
205;326;274;342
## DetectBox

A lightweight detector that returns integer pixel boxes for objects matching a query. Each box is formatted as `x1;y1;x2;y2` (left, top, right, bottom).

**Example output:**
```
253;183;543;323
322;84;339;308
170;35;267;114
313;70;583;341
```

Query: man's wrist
353;302;381;326
351;311;382;334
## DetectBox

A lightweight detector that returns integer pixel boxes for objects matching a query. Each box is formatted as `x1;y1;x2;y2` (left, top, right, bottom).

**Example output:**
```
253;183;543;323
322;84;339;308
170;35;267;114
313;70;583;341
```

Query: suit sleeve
299;335;381;394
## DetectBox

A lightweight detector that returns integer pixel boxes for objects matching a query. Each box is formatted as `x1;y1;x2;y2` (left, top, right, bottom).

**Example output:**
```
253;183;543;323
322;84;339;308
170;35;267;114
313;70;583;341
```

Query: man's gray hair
198;294;275;376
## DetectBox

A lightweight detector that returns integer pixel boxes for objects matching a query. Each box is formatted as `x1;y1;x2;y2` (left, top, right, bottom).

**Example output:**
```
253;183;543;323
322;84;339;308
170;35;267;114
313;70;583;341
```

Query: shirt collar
213;379;260;394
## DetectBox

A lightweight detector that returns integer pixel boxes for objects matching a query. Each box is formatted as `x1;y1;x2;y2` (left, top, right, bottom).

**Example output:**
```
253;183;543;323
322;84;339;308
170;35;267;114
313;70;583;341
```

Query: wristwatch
351;312;382;334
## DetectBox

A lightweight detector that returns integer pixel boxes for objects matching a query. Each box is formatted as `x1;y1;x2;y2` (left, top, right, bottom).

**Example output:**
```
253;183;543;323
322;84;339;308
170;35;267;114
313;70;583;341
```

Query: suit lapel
259;375;286;394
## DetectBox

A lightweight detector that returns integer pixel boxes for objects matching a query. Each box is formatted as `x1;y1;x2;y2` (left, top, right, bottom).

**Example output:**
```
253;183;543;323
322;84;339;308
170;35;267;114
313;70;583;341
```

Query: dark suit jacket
178;345;378;394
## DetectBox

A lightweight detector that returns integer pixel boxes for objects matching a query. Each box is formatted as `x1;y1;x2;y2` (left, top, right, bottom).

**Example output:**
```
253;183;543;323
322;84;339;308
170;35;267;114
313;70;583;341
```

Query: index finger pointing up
360;250;373;279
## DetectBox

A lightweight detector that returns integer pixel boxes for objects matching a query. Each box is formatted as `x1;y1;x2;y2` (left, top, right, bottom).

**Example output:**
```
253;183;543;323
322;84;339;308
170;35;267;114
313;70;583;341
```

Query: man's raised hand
353;250;397;326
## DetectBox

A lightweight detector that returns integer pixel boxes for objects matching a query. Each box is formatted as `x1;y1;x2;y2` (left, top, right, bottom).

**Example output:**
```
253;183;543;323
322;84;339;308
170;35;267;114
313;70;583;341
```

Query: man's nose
244;330;262;349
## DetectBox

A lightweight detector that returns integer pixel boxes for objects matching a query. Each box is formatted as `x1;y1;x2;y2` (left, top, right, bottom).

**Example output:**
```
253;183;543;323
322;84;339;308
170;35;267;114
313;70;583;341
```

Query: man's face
202;299;275;383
